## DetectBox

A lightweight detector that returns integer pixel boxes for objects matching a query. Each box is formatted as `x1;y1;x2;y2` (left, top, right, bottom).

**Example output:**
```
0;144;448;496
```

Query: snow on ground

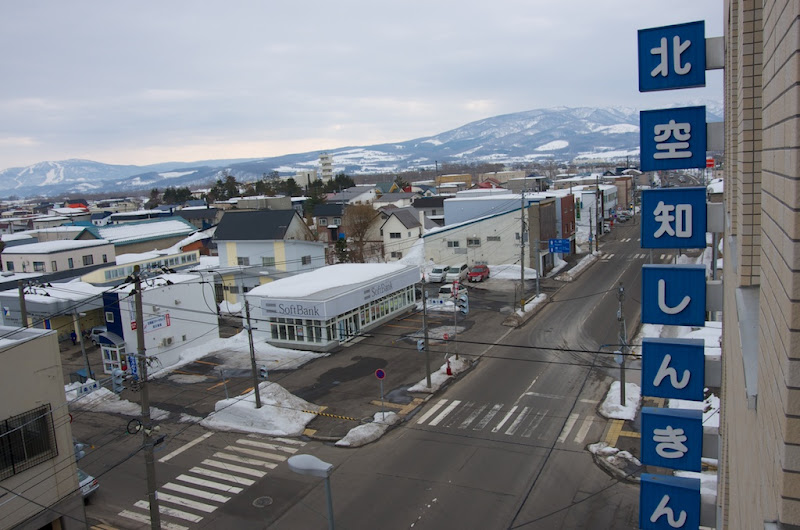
555;252;599;282
64;381;170;420
516;294;547;316
588;442;642;481
150;330;325;379
408;355;470;393
491;263;538;280
599;381;641;421
547;255;568;277
399;238;425;268
219;300;242;315
200;382;320;436
335;412;401;447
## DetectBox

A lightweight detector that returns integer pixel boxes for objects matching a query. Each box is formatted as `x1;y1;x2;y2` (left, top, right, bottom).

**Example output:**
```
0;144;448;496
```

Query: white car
428;265;450;283
78;469;99;504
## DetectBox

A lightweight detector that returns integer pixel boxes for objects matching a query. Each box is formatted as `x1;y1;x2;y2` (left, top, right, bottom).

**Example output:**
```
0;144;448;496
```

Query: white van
429;265;450;283
445;263;469;283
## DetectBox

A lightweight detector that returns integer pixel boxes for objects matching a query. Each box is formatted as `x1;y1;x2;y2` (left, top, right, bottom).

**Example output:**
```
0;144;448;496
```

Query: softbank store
246;263;419;351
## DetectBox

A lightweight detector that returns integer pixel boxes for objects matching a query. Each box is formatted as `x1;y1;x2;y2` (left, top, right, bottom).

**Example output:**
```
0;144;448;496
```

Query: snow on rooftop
1;233;34;242
248;263;409;299
98;219;194;244
2;239;112;254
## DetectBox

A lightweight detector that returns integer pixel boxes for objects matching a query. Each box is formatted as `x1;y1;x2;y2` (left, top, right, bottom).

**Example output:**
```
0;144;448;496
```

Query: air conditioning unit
162;337;173;346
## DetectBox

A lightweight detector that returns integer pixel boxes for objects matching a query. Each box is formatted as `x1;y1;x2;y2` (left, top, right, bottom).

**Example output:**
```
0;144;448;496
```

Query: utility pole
73;311;93;380
17;281;27;328
422;276;432;388
134;266;161;529
617;282;627;405
535;240;541;297
589;207;594;253
244;300;262;408
519;191;526;311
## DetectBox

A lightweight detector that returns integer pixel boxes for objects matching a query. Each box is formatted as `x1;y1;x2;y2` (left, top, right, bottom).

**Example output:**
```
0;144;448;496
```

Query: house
176;206;221;230
213;210;325;304
326;185;377;205
78;217;198;254
313;203;346;257
0;326;85;529
372;192;417;209
2;239;115;275
235;195;292;210
411;196;446;226
380;208;435;261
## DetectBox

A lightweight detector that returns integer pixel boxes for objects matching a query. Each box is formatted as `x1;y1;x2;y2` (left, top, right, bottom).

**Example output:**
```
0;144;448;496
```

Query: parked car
89;326;107;345
444;263;469;283
428;265;450;283
78;468;99;504
468;264;490;282
438;283;466;299
603;221;611;233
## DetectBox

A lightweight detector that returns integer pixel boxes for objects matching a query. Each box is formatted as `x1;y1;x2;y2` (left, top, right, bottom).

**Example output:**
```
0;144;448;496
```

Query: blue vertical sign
638;21;706;92
640;106;707;171
641;188;707;249
642;264;706;326
642;338;706;401
641;407;703;471
640;474;701;530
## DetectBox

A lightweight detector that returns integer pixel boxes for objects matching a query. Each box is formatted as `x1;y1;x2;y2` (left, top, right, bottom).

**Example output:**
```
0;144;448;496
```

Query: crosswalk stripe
492;406;518;433
237;439;299;454
474;403;503;431
189;466;255;486
178;473;244;493
574;416;594;445
558;413;580;443
458;403;487;429
416;399;447;425
202;459;267;478
213;452;278;469
226;445;287;462
119;509;189;530
505;406;530;436
134;500;204;523
521;410;548;438
269;436;306;446
155;492;218;513
162;482;231;503
428;400;461;427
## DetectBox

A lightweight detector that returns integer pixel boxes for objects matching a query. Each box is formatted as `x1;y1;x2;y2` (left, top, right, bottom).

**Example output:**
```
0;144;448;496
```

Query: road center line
159;432;214;463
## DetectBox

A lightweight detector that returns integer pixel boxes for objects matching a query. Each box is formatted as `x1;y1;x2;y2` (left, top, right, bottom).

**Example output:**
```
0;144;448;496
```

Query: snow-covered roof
248;263;411;299
1;234;35;242
2;239;112;254
97;219;195;244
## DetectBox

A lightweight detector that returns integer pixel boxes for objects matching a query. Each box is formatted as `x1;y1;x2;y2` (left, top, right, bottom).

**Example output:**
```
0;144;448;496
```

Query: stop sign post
376;369;386;421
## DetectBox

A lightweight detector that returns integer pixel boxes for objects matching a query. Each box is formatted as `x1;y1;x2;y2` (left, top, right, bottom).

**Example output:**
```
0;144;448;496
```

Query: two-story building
2;239;115;275
380;208;435;261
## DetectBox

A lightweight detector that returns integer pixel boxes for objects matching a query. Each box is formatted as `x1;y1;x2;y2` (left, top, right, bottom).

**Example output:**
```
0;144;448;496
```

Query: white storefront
246;263;419;351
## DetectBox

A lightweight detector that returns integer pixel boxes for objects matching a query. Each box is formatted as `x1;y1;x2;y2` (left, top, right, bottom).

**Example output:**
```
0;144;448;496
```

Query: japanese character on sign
640;106;707;172
638;21;706;92
642;265;706;326
641;407;703;471
640;474;701;530
653;120;692;159
643;338;706;401
641;188;707;248
653;426;689;459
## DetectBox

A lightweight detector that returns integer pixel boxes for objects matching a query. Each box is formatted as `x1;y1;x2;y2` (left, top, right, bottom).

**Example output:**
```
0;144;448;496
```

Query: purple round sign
375;369;386;380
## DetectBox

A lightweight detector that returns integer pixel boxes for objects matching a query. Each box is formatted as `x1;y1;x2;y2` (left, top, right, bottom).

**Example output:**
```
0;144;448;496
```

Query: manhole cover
253;496;274;508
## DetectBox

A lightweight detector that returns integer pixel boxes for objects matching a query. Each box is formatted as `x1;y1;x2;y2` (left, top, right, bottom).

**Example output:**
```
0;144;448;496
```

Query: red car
467;264;490;282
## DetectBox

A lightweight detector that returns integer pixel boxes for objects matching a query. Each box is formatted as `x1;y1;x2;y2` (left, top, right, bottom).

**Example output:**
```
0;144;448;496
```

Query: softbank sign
262;301;324;318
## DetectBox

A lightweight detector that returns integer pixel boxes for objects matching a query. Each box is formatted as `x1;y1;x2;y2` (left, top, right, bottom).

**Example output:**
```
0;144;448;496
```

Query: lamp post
287;454;335;530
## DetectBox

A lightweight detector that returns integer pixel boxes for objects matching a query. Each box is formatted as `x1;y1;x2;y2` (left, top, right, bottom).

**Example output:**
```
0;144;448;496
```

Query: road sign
706;157;714;168
640;106;707;172
127;354;139;380
638;21;706;92
375;369;386;380
641;407;703;471
642;338;705;401
640;474;701;530
642;265;706;326
641;187;707;248
548;238;571;254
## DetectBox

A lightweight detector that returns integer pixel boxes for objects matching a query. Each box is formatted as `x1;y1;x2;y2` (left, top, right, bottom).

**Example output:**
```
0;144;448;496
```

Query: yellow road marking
193;360;220;366
385;324;419;330
618;430;641;439
370;400;406;409
240;387;253;395
303;428;317;436
206;380;230;391
605;419;624;446
172;370;204;376
398;398;424;416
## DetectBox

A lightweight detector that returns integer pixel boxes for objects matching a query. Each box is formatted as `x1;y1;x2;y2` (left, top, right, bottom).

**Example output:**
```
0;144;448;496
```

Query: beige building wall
721;0;800;527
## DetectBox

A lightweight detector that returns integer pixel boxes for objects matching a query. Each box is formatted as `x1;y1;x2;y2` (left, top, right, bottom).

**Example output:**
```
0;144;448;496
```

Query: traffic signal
111;368;125;393
457;293;469;315
259;365;268;380
417;339;425;352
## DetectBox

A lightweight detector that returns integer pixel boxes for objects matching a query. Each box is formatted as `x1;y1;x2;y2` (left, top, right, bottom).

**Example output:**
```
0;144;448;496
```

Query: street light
287;454;335;530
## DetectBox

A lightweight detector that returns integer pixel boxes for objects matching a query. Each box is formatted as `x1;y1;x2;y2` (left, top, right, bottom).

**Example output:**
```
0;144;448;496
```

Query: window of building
82;255;94;266
262;256;276;267
237;257;250;266
5;262;13;271
105;311;115;323
229;285;240;294
487;236;501;242
33;262;45;272
301;255;312;265
467;238;481;247
68;258;74;269
318;217;328;226
389;232;401;239
333;217;342;225
102;254;108;263
447;240;460;248
391;251;403;259
0;404;57;480
50;261;57;272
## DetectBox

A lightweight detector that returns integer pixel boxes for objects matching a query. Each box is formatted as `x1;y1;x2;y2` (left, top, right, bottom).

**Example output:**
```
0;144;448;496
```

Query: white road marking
158;432;214;463
428;400;461;427
416;399;448;425
237;439;299;454
579;399;599;404
573;416;594;445
458;403;487;429
156;492;218;513
505;407;530;436
189;466;256;486
523;391;563;400
162;482;231;503
133;500;203;523
226;445;287;462
521;410;548;438
202;459;266;478
178;473;244;493
213;452;277;469
492;406;518;433
557;413;580;443
119;509;189;530
473;403;503;431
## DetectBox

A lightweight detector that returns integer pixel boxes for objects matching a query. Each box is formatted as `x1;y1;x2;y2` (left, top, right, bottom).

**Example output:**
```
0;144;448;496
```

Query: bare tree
342;203;379;262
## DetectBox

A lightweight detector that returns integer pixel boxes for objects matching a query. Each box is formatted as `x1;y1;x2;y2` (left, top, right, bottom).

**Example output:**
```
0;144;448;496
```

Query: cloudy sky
0;1;722;171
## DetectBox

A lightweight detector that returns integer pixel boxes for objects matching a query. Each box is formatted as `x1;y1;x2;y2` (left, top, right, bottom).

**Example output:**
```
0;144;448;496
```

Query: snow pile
201;382;320;436
516;294;547;316
628;323;664;358
491;263;538;280
674;470;718;497
669;392;720;428
408;355;470;393
219;300;242;315
588;442;642;481
399;238;425;268
64;381;169;420
554;252;598;282
547;255;568;277
599;382;641;421
335;412;401;447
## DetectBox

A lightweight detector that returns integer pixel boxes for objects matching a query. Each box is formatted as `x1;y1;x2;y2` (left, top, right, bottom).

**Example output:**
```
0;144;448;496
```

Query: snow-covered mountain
0;103;723;198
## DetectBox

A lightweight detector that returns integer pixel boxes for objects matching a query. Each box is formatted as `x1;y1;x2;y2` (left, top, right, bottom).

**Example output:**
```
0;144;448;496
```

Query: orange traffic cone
446;360;452;376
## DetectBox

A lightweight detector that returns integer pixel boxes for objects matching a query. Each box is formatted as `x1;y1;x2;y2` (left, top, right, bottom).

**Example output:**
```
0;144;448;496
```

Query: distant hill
0;102;722;198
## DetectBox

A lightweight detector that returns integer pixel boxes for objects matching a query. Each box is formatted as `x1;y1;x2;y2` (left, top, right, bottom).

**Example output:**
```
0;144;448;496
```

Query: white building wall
424;209;520;267
4;242;116;273
382;216;421;261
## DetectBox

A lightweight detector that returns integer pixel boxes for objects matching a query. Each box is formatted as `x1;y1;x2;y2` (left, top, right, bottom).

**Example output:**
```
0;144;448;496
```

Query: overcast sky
0;1;722;171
